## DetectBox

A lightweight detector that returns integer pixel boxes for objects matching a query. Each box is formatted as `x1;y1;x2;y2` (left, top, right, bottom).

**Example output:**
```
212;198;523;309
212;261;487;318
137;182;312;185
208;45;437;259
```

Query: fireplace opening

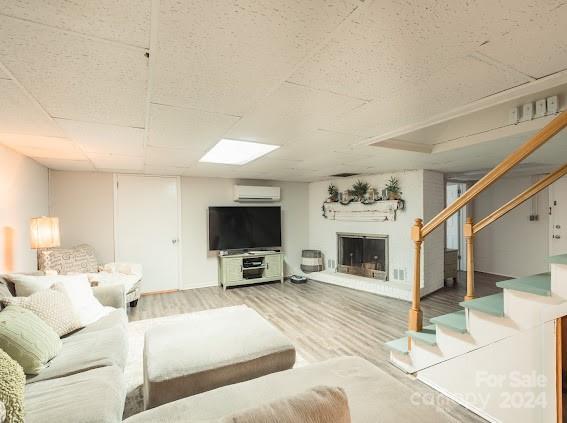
337;233;388;280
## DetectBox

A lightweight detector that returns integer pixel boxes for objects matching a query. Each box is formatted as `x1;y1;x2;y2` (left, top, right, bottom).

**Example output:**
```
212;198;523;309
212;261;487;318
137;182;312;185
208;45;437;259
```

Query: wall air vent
330;173;359;178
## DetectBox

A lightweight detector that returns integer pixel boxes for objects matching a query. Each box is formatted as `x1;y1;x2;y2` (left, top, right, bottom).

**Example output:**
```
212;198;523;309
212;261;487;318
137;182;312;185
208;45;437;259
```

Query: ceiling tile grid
0;16;148;127
55;119;145;156
0;79;64;137
148;103;241;149
0;0;151;47
0;134;86;160
151;0;363;116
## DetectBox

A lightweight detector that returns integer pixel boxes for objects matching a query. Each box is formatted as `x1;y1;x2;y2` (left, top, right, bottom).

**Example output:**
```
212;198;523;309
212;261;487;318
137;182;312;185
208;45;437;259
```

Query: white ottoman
143;305;296;409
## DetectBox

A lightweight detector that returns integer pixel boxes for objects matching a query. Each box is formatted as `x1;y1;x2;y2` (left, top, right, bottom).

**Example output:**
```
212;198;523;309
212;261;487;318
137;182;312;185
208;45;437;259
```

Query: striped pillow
0;306;61;375
1;288;81;337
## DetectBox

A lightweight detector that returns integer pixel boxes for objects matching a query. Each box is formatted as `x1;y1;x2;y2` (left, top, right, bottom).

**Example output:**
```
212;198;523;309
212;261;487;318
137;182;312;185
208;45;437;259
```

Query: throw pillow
0;306;62;375
5;273;92;297
0;348;25;423
38;244;98;274
219;386;351;423
52;275;112;326
1;288;81;337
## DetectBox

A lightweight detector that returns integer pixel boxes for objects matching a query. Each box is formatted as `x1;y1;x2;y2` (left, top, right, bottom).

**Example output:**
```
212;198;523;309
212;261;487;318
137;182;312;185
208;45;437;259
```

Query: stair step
385;336;409;355
430;310;467;333
460;293;504;317
496;272;551;296
546;253;567;265
406;324;437;346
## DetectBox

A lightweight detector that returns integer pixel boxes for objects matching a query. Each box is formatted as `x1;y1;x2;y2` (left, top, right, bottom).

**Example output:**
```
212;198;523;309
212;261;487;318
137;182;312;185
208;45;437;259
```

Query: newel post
464;217;475;301
408;218;423;333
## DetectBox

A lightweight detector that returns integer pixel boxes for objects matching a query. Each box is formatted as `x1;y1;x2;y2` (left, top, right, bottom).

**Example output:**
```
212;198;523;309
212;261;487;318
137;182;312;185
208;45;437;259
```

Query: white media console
218;251;284;290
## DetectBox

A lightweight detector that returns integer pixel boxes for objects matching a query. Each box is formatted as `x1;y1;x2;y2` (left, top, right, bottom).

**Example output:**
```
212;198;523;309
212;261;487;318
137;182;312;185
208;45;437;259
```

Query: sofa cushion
219;385;351;423
0;348;25;423
26;325;128;384
124;356;453;423
4;273;84;297
38;244;98;274
0;306;62;375
53;276;112;326
73;309;127;336
25;365;126;423
1;288;81;337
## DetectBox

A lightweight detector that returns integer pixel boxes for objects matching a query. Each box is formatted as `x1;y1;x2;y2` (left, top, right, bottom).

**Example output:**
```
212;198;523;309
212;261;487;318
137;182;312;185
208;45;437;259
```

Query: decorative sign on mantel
322;200;404;221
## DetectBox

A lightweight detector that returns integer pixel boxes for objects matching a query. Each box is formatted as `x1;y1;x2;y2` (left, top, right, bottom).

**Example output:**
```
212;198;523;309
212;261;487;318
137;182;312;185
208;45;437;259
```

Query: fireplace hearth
337;233;388;280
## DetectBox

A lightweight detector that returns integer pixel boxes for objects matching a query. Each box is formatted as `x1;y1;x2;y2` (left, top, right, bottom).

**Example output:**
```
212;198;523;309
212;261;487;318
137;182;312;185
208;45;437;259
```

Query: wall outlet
509;106;520;124
521;102;534;121
547;96;559;115
535;99;546;118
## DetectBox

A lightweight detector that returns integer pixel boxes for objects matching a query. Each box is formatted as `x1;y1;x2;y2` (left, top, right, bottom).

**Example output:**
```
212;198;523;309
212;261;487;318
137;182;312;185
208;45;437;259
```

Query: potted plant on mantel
385;176;402;200
327;184;339;202
351;180;370;202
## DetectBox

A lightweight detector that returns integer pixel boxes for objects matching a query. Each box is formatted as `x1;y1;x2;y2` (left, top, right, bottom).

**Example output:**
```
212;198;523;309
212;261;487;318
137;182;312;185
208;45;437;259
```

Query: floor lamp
30;216;60;270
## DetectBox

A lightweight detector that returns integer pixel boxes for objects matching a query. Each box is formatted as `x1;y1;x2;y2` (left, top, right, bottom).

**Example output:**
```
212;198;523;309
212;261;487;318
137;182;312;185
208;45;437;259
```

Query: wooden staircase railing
408;110;567;333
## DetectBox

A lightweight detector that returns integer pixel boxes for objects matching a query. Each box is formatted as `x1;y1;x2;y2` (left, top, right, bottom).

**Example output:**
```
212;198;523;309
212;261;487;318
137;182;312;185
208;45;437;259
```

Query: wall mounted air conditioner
234;185;280;202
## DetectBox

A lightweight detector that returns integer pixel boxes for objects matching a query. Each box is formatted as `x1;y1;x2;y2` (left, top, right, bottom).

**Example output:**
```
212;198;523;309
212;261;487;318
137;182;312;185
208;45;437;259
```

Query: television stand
218;251;284;290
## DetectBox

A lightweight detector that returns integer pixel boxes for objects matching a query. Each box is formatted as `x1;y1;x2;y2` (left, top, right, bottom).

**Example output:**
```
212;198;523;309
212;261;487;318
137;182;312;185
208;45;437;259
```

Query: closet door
115;175;180;293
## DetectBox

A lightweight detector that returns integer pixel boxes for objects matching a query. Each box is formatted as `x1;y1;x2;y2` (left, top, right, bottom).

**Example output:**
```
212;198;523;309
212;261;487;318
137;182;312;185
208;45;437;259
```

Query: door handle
553;235;561;239
172;239;178;244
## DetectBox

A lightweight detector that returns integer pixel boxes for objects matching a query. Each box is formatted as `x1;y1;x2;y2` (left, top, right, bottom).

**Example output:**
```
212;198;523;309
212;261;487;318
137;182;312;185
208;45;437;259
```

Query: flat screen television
208;206;282;251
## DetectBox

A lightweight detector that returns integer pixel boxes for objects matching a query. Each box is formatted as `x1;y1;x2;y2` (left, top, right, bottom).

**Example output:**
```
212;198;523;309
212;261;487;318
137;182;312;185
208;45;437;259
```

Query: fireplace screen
337;233;388;280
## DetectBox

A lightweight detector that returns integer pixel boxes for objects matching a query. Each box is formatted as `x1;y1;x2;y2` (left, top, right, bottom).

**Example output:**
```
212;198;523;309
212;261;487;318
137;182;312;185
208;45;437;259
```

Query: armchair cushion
38;244;98;274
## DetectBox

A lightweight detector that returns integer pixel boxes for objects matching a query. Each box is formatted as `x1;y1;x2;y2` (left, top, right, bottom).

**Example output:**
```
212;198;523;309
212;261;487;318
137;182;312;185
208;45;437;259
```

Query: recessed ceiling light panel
199;139;279;165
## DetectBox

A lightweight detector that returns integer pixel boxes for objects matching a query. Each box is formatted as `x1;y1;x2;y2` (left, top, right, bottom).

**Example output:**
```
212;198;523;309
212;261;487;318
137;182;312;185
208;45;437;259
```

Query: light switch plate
535;99;546;118
521;102;534;121
509;106;520;124
547;96;559;115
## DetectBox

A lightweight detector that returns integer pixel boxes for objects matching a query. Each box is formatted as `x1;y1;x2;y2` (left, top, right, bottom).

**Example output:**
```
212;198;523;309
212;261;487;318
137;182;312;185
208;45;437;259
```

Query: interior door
550;176;567;256
115;175;180;293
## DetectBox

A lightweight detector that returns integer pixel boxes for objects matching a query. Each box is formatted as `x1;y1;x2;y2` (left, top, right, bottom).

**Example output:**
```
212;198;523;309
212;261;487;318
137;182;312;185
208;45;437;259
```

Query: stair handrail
473;163;567;234
408;110;567;335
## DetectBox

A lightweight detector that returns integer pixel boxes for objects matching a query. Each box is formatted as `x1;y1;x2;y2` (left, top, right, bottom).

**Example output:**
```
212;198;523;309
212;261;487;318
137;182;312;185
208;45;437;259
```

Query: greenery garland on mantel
322;177;405;219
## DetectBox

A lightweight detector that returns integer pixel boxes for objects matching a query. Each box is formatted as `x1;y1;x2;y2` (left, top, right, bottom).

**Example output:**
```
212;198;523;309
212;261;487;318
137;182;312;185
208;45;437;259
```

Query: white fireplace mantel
322;200;404;222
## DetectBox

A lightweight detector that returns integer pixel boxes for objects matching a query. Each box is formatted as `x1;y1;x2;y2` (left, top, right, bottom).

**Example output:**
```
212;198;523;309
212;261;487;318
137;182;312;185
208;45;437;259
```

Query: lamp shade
30;217;60;249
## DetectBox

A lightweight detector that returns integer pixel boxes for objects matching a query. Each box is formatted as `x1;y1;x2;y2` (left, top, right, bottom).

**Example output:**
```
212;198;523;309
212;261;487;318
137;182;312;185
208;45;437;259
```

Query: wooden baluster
408;218;423;338
464;217;475;301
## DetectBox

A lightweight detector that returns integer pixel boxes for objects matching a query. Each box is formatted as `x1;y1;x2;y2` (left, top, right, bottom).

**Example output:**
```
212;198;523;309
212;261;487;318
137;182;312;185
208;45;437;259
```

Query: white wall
473;175;549;277
307;169;444;296
49;171;115;263
181;177;309;289
47;171;309;289
0;145;48;273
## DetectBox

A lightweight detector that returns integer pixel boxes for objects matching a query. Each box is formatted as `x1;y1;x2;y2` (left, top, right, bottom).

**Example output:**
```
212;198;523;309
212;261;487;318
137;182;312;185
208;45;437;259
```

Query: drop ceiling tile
475;2;567;78
0;0;151;47
325;55;530;139
0;134;85;160
55;119;144;156
151;0;363;116
0;66;10;80
288;0;504;101
143;165;189;176
145;146;203;168
87;153;144;171
0;79;63;137
0;16;148;127
32;157;94;171
148;104;240;149
225;83;366;145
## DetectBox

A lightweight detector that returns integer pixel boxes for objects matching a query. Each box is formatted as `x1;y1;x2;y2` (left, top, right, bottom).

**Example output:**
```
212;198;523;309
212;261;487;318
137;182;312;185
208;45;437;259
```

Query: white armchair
39;245;142;307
